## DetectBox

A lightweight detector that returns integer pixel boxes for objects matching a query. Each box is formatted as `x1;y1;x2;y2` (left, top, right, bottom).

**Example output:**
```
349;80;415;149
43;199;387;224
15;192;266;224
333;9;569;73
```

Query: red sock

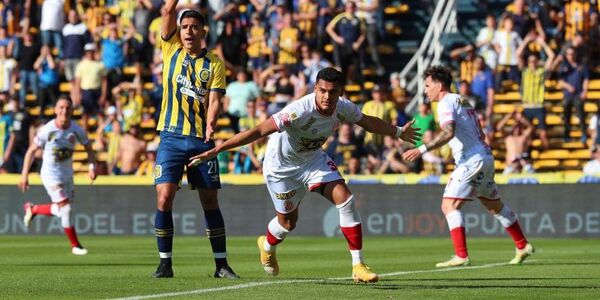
450;227;468;258
506;221;528;249
32;204;53;216
341;224;362;250
64;226;81;248
266;229;283;246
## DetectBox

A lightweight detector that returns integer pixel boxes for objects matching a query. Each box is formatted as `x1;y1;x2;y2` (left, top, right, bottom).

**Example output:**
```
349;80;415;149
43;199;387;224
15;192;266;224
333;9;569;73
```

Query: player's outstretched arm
18;143;41;192
189;118;278;167
161;0;179;40
355;115;421;145
403;122;455;162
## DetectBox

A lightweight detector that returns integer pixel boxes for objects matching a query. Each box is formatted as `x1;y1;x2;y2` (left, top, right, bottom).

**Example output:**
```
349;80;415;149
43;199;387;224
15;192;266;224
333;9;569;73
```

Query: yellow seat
141;119;156;129
59;82;72;93
345;84;361;92
538;149;569;159
214;131;234;140
493;104;517;114
217;117;231;127
494;92;520;101
73;152;88;161
569;149;592;159
533;159;560;169
562;159;582;168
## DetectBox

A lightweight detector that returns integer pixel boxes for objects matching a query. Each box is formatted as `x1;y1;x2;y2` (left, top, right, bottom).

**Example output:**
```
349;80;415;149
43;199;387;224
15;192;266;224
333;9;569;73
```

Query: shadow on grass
8;262;157;266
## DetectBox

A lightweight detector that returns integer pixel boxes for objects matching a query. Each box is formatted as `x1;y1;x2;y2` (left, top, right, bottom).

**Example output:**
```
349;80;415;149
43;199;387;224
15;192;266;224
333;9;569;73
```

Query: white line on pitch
109;261;531;300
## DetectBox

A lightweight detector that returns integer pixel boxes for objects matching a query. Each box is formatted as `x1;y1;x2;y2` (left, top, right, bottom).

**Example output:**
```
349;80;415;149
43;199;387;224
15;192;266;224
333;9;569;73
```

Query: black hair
57;94;73;106
423;65;453;89
316;67;344;86
180;10;206;27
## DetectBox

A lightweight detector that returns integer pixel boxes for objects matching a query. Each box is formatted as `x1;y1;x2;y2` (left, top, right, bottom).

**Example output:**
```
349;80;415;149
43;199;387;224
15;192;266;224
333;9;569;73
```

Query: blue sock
204;208;228;268
155;210;173;264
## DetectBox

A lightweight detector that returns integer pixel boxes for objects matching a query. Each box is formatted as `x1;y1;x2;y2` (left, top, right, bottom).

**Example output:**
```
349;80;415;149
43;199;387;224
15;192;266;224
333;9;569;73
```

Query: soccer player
403;66;534;267
151;0;238;279
189;67;421;282
19;96;96;256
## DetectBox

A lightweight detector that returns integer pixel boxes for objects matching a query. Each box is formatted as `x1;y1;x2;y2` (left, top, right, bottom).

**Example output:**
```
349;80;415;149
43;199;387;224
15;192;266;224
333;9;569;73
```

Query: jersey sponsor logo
298;136;328;152
275;189;297;200
279;113;292;127
176;74;208;102
300;117;316;131
153;165;162;179
52;147;73;162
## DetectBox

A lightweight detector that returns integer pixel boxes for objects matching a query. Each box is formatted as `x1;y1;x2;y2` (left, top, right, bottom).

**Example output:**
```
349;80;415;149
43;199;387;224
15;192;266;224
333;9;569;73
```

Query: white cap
84;43;96;51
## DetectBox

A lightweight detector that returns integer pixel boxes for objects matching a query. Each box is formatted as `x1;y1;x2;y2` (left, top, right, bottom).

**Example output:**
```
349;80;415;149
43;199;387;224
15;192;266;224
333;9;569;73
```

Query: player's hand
188;148;218;168
399;119;422;145
204;123;214;143
402;148;423;162
18;176;29;192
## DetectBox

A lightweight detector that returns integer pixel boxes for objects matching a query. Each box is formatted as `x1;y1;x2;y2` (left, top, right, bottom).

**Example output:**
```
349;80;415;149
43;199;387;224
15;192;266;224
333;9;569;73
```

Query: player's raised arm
161;0;179;40
189;118;278;167
355;115;421;145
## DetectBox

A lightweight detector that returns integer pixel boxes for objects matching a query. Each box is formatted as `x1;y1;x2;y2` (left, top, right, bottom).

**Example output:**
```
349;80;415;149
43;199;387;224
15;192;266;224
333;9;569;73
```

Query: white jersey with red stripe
266;93;363;176
35;119;89;180
437;93;491;164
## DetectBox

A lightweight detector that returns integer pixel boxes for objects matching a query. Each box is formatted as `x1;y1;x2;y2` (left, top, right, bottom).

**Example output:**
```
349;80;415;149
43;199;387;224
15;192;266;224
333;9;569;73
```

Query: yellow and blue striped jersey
157;32;226;138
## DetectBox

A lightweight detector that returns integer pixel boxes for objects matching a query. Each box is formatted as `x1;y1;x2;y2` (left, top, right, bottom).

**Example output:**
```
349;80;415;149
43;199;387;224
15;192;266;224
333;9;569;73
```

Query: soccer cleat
71;246;88;256
152;262;174;278
509;243;534;265
352;263;378;283
23;202;34;227
214;265;240;279
257;235;279;276
435;255;470;268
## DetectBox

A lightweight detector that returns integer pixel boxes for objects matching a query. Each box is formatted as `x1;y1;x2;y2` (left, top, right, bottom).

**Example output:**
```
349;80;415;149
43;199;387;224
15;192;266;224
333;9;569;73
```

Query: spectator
361;84;396;152
225;70;260;133
588;107;599;150
0;1;15;36
133;0;154;38
326;122;364;174
261;65;295;115
215;19;246;73
34;46;60;110
316;0;342;51
494;15;522;91
356;0;384;76
73;43;107;131
4;96;29;173
583;148;600;175
113;81;144;132
413;101;436;148
504;0;528;36
294;0;318;49
62;9;91;82
123;23;144;83
326;0;366;86
206;0;234;48
558;46;589;143
0;99;13;173
0;27;14;57
148;5;165;49
516;33;554;149
0;44;16;103
101;25;126;97
135;142;158;176
114;124;146;175
239;100;259;131
476;14;498;70
14;29;40;109
300;45;331;91
559;0;597;43
246;13;268;85
470;56;495;123
39;0;65;57
277;12;300;69
450;44;477;83
215;138;231;174
497;109;534;174
378;135;411;174
553;31;588;69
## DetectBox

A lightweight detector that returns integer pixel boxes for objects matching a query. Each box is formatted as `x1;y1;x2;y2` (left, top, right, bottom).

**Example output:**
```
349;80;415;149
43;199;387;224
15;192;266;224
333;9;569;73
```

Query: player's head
314;67;344;115
423;65;452;102
55;95;73;124
179;10;206;53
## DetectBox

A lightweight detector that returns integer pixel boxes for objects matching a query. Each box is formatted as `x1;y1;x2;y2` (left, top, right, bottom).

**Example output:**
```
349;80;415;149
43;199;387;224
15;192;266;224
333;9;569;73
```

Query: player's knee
60;204;72;228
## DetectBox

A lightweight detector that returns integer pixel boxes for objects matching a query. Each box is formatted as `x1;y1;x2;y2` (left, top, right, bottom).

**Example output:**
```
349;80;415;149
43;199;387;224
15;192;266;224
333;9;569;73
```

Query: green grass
1;236;599;299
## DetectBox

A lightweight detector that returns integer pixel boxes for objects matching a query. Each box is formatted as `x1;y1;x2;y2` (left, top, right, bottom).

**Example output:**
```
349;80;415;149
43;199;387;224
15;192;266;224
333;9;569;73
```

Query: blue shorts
154;131;221;189
523;107;547;129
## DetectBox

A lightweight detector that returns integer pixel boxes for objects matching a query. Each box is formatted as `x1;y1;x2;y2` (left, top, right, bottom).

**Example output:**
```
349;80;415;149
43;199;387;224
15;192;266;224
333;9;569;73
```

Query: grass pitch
0;236;599;299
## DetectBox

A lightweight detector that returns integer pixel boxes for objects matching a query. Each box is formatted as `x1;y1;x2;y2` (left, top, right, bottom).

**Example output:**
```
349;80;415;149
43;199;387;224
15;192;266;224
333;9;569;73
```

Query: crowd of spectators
0;0;599;177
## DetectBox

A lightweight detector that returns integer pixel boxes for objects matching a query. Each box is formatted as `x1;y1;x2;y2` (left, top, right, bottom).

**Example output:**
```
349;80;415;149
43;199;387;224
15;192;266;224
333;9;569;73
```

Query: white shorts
263;152;343;214
443;155;499;201
42;175;74;203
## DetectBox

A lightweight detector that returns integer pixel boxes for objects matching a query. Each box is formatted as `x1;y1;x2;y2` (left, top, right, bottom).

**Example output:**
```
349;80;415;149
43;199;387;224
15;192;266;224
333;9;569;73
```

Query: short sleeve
160;29;182;59
34;126;47;148
437;99;455;128
338;98;363;123
210;57;227;93
271;101;303;132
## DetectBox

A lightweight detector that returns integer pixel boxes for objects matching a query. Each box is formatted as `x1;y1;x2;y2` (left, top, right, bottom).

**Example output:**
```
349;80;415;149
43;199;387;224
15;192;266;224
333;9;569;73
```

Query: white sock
350;250;363;265
494;204;517;228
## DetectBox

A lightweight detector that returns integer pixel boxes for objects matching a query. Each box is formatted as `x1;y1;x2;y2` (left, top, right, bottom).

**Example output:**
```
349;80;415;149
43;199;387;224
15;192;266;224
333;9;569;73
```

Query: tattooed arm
402;122;455;162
